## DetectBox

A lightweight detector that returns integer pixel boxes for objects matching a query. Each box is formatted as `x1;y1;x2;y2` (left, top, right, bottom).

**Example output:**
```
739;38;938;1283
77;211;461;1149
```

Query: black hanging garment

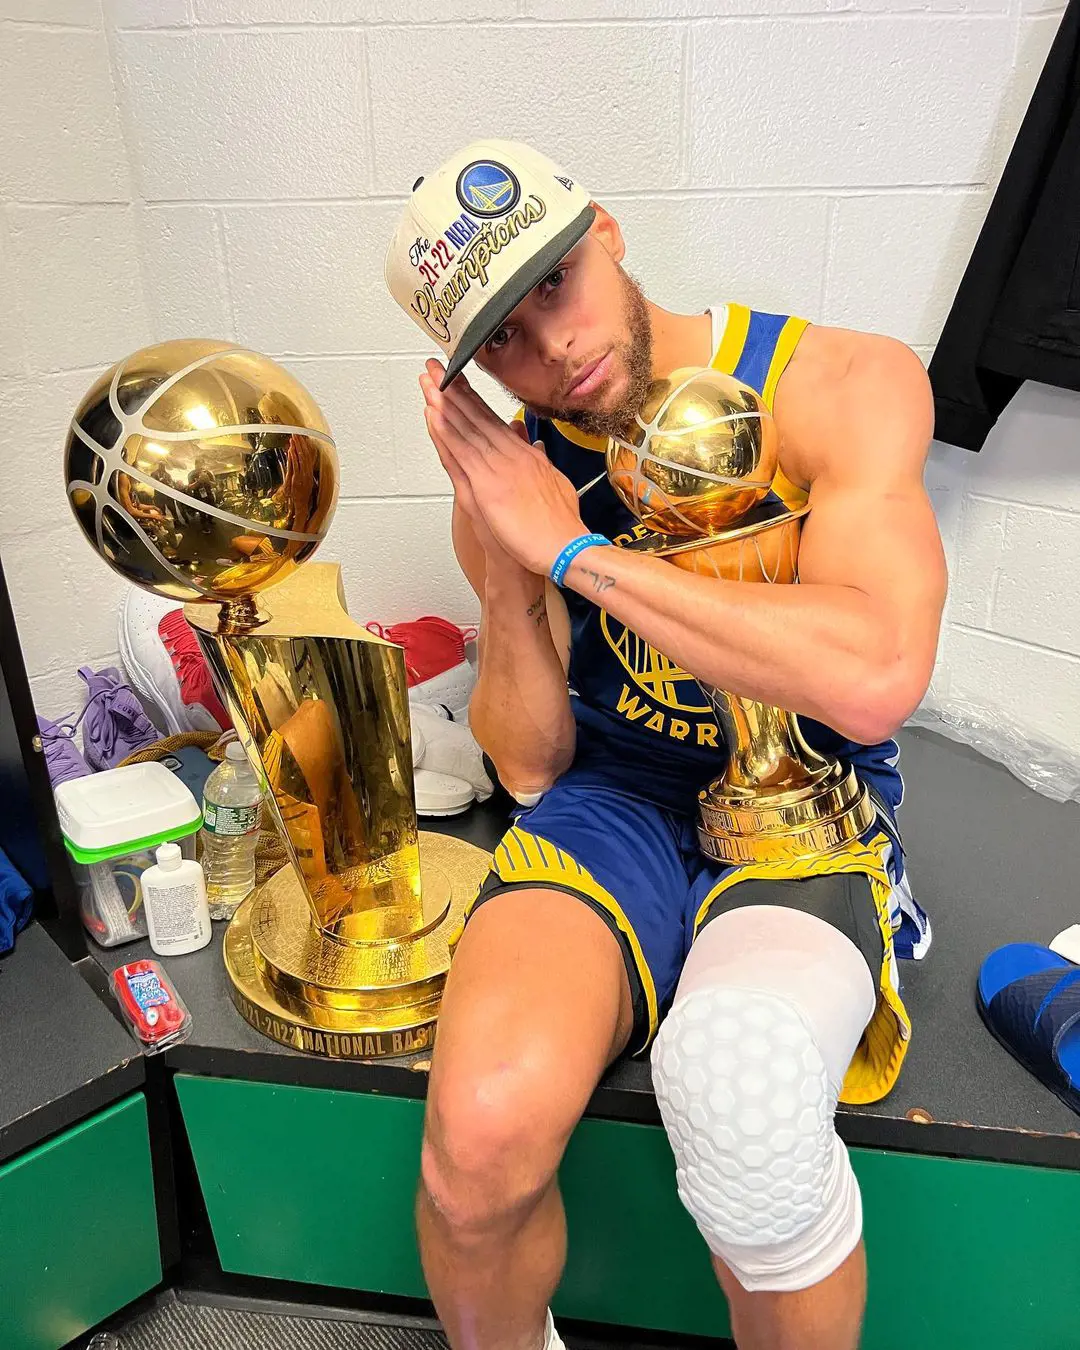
929;2;1080;451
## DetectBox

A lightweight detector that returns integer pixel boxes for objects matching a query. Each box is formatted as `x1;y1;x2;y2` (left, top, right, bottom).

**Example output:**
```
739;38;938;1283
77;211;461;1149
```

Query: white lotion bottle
141;842;212;956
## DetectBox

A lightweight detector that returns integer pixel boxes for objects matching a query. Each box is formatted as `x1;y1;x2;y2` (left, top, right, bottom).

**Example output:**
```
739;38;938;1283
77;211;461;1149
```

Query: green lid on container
62;816;202;866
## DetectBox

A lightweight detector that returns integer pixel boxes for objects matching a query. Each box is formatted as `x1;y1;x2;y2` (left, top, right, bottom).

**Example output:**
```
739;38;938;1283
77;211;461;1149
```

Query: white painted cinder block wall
0;0;1075;762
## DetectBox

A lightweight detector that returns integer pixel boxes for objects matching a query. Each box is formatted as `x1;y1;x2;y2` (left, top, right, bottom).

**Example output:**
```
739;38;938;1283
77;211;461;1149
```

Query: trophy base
698;761;876;866
223;831;492;1058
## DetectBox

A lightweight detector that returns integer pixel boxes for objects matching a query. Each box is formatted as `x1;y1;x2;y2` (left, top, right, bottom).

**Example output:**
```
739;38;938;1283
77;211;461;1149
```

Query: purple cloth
78;666;158;771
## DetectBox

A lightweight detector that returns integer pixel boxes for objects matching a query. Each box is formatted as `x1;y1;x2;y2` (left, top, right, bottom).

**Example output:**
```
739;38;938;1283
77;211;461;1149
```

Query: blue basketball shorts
462;777;917;1105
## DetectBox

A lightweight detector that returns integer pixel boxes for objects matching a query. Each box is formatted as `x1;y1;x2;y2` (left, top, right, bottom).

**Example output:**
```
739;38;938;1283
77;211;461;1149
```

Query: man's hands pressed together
417;359;579;799
420;359;587;578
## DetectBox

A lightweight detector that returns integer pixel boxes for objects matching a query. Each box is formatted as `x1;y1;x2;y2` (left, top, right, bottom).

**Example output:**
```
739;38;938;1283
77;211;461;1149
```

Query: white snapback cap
384;139;595;389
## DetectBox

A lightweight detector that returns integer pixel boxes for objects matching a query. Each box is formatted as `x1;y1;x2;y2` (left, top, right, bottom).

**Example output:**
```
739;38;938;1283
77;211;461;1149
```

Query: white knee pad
651;908;876;1293
652;985;860;1292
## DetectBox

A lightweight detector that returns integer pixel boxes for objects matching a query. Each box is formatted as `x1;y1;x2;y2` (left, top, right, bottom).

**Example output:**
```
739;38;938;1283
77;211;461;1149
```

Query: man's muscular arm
451;503;576;798
562;331;946;744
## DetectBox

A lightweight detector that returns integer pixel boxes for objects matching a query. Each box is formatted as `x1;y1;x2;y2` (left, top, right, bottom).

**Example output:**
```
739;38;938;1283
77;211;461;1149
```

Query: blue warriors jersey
521;303;905;819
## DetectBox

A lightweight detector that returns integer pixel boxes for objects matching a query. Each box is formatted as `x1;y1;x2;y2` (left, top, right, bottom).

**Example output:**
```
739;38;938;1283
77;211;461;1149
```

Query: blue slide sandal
977;943;1080;1117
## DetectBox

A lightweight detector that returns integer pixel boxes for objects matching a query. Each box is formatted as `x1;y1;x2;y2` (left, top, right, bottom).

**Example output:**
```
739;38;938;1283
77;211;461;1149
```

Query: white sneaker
409;659;476;722
118;590;229;736
413;767;475;817
411;703;492;799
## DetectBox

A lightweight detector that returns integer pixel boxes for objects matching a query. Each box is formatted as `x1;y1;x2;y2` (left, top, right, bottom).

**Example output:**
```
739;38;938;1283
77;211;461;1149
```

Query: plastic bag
906;699;1080;805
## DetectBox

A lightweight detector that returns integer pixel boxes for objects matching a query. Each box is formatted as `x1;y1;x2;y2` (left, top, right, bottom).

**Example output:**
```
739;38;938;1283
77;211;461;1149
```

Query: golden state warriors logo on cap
456;160;520;217
386;139;596;387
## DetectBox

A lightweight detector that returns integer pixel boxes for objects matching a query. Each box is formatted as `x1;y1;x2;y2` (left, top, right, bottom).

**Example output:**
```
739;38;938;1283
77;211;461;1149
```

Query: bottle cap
156;841;183;871
225;741;247;763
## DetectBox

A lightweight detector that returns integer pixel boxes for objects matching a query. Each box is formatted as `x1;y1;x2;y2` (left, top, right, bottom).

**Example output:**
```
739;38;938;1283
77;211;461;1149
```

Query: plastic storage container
55;762;203;948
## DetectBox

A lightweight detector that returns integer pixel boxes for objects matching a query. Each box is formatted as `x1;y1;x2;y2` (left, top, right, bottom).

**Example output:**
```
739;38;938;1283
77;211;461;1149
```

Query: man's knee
421;1058;566;1237
651;983;862;1292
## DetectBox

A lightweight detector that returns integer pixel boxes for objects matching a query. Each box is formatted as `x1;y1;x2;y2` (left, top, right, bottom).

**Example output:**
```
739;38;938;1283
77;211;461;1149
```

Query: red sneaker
367;615;477;719
119;590;230;735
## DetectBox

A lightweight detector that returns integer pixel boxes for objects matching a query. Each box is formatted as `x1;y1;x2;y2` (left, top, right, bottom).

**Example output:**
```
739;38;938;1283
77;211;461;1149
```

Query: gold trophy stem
697;685;875;866
218;595;262;634
705;689;830;793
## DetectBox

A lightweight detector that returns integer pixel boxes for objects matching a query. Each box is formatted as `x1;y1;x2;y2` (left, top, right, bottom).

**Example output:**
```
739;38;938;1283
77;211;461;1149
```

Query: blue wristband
550;533;612;587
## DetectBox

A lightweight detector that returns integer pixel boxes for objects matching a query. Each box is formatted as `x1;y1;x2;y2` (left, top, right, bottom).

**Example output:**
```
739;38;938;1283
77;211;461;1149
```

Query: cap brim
439;204;596;390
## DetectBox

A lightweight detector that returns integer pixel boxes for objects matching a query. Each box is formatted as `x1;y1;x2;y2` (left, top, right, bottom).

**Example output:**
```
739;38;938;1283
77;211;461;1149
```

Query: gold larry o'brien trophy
63;339;490;1057
606;367;874;865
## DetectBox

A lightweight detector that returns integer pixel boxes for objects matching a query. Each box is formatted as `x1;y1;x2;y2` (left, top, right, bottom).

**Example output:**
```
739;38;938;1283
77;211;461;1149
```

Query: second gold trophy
606;367;875;866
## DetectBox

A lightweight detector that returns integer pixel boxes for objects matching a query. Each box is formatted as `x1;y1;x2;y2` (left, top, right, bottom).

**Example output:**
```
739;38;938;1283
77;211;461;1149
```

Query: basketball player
385;141;946;1350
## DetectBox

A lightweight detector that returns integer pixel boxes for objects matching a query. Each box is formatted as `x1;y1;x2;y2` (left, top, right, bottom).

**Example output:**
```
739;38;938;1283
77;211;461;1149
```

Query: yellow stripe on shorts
466;824;660;1047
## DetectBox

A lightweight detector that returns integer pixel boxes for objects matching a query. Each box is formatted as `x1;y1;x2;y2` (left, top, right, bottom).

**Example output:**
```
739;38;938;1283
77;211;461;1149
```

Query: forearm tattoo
582;567;615;595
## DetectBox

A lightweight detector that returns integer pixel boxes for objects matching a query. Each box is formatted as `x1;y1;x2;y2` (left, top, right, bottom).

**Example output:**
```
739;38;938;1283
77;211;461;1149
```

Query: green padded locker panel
176;1075;1080;1346
0;1094;161;1350
176;1075;429;1295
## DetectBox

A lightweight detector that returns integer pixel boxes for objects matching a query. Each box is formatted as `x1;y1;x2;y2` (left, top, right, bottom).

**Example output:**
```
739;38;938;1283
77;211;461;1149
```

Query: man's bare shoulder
774;323;933;488
783;322;915;386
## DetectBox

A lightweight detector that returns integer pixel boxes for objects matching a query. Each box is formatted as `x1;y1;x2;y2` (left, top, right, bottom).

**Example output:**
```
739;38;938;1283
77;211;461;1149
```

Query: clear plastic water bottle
200;741;261;921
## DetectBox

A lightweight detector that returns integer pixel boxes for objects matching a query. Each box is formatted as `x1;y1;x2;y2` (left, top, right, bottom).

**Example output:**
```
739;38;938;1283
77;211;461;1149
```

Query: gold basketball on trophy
63;339;338;610
604;367;779;537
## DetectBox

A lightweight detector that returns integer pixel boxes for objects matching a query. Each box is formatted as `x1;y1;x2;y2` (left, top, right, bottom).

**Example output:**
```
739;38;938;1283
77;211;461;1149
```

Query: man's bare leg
419;888;634;1350
714;1241;867;1350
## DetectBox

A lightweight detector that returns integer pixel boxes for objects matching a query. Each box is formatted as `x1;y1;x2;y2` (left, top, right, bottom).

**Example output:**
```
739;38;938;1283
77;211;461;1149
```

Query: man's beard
530;268;652;440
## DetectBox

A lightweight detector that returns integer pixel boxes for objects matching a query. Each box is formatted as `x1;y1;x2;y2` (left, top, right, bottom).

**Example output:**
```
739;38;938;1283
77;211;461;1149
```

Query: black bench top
0;923;145;1165
85;726;1080;1170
